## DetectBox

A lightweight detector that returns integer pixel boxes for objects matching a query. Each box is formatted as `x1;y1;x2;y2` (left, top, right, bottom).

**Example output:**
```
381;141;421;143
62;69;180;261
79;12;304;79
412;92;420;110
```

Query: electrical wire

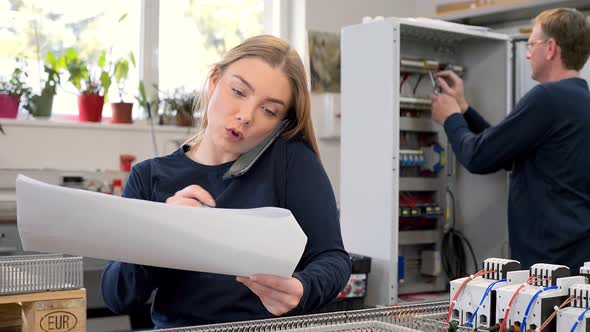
570;306;590;332
539;296;575;331
445;269;496;324
465;278;508;327
442;188;478;280
499;276;536;332
521;286;558;331
412;74;424;96
400;73;410;93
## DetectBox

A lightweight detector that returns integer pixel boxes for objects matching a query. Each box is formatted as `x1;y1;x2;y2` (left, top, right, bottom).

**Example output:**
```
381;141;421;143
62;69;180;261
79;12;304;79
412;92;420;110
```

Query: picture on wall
308;30;341;93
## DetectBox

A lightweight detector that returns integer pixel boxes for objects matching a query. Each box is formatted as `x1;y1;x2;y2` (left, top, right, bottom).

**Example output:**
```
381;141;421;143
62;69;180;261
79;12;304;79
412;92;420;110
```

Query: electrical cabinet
341;18;512;305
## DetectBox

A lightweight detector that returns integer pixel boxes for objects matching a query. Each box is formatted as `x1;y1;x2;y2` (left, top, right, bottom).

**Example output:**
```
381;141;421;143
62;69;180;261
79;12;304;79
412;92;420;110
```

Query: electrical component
530;263;571;287
482;258;523;281
557;284;590;332
422;143;445;173
399;96;431;111
399;192;442;230
449;258;521;328
495;265;583;332
400;149;426;167
420;250;442;277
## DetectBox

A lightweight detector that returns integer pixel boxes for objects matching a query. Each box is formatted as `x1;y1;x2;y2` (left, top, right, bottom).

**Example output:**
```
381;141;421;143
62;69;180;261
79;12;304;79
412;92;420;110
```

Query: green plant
135;80;160;119
113;52;136;102
39;51;65;97
162;88;196;118
0;59;33;113
63;48;112;101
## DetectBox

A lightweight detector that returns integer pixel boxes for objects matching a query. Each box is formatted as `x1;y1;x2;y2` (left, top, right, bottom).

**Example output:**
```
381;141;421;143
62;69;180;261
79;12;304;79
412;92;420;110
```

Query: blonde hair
534;8;590;71
185;35;320;157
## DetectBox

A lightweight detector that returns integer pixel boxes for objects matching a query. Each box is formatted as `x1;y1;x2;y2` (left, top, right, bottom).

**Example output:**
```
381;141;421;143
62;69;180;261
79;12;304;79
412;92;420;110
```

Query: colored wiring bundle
445;269;496;324
539;296;575;331
521;286;558;331
498;276;549;332
465;278;508;327
442;188;478;280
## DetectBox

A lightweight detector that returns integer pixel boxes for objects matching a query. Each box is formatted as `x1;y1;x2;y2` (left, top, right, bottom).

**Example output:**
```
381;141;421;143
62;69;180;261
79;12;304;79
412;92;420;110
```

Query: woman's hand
435;70;469;113
237;274;304;316
165;185;216;208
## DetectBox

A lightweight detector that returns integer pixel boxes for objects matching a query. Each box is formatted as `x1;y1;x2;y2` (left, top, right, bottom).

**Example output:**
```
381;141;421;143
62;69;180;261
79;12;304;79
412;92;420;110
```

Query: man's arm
441;85;553;174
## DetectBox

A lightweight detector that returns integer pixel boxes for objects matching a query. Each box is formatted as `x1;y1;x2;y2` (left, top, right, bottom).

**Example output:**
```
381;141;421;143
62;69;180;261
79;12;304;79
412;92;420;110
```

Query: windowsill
0;117;198;133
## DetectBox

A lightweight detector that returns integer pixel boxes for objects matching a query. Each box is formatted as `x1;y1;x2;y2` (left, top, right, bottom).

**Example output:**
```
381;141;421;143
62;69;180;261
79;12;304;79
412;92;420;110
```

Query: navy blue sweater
443;78;590;271
101;138;351;328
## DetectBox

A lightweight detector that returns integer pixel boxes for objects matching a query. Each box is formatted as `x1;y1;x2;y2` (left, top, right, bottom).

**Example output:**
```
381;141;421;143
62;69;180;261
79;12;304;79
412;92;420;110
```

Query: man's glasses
526;39;549;51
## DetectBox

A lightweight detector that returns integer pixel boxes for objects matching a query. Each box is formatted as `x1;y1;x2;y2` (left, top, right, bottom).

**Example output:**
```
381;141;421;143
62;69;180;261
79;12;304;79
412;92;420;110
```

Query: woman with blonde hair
101;35;351;328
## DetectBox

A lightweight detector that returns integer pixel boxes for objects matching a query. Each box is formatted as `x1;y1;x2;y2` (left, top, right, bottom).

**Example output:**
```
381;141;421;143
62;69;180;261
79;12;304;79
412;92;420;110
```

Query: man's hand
435;70;469;113
165;185;216;208
431;93;461;125
237;274;304;316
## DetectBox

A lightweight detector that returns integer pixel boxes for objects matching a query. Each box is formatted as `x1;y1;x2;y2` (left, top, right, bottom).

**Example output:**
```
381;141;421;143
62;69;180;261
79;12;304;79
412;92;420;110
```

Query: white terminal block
449;269;526;328
557;307;590;332
557;283;590;332
495;275;585;331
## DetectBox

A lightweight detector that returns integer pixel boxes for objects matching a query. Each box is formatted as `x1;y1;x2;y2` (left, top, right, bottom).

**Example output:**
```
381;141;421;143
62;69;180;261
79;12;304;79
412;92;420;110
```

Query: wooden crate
0;289;86;332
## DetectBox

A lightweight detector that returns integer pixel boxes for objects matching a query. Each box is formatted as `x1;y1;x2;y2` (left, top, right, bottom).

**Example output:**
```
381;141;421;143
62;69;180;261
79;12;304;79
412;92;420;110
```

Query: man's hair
534;8;590;71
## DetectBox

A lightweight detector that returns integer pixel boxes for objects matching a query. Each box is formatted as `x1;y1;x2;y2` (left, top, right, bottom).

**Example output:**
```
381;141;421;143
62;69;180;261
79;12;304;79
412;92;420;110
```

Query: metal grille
152;301;449;332
0;254;84;295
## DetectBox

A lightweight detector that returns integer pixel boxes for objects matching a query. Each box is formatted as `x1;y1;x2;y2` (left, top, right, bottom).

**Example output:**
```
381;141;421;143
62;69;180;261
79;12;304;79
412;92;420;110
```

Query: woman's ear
207;67;221;98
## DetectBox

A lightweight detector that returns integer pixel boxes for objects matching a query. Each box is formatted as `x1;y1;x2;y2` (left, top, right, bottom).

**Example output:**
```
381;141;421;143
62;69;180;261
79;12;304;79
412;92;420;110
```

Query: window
158;0;264;93
0;0;139;118
0;0;268;120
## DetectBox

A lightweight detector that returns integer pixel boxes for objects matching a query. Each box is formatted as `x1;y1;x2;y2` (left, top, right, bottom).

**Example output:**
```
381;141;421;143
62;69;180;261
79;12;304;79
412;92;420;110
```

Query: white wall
0;119;196;172
296;0;425;204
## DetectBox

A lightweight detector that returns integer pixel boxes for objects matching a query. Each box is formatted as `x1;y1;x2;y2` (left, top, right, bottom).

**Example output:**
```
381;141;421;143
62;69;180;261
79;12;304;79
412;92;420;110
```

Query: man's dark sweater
101;138;351;328
443;78;590;271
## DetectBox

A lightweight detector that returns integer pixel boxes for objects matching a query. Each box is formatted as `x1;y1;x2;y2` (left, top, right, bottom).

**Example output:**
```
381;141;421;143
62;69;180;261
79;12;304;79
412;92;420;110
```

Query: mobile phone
222;119;292;180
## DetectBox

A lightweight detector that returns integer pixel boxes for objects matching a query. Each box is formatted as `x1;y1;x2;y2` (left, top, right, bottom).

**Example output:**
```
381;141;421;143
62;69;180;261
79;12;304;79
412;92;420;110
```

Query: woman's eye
231;88;244;97
263;107;277;117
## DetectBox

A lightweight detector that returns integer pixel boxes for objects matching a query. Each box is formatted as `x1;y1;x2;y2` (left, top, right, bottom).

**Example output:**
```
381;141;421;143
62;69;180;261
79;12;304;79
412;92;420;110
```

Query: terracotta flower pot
0;94;20;118
111;102;133;124
176;112;194;127
78;94;104;122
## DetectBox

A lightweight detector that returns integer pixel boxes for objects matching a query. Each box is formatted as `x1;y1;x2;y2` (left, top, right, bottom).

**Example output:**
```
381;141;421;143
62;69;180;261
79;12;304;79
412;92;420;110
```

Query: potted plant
64;48;111;122
111;52;136;124
0;60;33;119
29;52;64;118
162;88;196;127
135;80;160;122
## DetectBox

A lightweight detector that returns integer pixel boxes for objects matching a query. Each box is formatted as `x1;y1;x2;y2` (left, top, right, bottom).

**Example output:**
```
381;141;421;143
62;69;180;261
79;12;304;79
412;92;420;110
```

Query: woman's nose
236;106;255;125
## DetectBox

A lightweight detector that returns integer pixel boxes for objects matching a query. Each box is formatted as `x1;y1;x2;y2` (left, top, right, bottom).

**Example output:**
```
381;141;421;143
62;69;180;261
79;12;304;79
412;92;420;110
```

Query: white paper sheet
16;175;307;278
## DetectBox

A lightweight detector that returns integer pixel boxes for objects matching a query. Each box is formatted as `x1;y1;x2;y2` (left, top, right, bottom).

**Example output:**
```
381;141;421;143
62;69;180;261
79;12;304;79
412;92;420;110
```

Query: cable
441;188;478;280
412;74;424;96
400;73;410;93
521;286;558;331
465;278;508;327
570;306;590;332
445;269;496;324
539;296;575;331
499;276;536;332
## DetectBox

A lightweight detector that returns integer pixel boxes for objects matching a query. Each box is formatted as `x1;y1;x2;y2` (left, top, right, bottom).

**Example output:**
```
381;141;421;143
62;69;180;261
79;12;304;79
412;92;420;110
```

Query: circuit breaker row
449;258;590;332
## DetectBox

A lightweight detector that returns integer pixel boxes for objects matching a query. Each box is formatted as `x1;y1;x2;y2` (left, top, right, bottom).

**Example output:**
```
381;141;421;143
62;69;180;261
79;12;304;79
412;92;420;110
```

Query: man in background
431;8;590;271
